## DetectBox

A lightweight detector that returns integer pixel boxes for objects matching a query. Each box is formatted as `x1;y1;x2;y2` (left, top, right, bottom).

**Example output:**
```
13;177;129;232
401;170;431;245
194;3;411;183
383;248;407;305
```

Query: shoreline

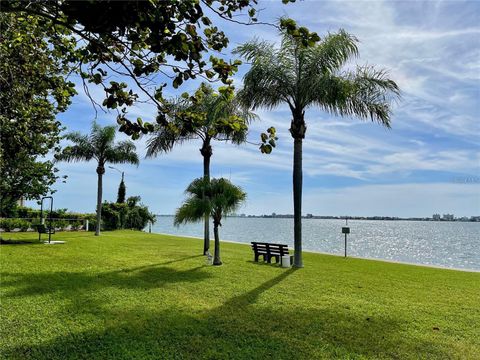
149;231;480;273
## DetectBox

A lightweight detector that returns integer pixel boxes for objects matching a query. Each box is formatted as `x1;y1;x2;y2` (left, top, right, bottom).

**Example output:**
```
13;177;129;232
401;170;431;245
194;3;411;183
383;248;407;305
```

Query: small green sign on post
342;217;350;257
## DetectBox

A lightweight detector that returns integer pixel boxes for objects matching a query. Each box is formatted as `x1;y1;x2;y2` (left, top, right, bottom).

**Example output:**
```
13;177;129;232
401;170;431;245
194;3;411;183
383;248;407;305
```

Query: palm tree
56;122;139;236
147;83;255;255
174;177;246;265
235;30;400;267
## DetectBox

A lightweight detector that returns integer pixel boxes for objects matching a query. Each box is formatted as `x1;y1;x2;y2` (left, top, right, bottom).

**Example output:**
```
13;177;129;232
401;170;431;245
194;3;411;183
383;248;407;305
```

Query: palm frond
209;178;246;216
345;65;400;127
56;122;140;167
55;132;95;162
174;177;246;226
309;67;400;127
233;38;276;62
146;122;188;158
308;30;359;73
185;177;211;198
90;122;116;157
237;29;399;126
149;83;255;156
174;197;210;226
235;40;294;110
54;144;95;163
106;140;139;165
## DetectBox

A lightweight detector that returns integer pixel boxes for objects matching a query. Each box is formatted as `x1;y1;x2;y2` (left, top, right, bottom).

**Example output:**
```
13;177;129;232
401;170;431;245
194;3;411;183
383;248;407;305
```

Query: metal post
342;218;350;258
48;196;53;243
39;199;43;242
85;219;89;232
149;221;152;233
345;216;348;257
39;196;53;243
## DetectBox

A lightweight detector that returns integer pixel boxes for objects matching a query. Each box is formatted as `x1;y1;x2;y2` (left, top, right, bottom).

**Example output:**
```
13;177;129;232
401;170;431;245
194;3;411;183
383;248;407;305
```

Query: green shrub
51;220;67;229
0;219;12;231
101;196;155;231
2;206;96;233
16;206;40;219
19;219;30;231
125;204;155;230
0;217;93;232
0;218;32;232
15;206;95;221
87;218;98;232
102;202;127;230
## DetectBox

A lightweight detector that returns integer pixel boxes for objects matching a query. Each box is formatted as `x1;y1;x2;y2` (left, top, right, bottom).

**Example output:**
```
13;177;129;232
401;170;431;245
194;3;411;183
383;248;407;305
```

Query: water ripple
150;217;480;271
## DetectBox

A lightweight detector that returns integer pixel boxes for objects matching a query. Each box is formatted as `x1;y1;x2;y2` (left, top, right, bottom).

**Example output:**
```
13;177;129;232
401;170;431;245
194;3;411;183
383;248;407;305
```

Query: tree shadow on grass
112;254;204;273
1;256;209;298
2;268;453;360
0;238;42;245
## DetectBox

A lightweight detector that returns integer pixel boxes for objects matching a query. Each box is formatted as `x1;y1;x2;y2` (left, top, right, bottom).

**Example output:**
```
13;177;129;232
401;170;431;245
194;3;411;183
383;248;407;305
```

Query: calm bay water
149;216;480;271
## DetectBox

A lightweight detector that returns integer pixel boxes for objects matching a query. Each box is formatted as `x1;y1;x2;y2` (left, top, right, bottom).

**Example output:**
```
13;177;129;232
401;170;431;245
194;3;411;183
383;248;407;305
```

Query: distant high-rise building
432;214;441;221
442;214;455;221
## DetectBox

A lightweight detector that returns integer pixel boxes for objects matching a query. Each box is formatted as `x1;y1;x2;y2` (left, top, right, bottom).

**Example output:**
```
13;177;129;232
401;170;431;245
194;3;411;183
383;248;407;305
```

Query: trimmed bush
101;196;155;231
0;217;94;233
0;219;30;232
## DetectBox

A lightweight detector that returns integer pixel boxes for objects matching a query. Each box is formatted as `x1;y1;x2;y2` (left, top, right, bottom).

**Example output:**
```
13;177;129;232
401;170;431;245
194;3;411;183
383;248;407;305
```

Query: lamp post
108;166;124;181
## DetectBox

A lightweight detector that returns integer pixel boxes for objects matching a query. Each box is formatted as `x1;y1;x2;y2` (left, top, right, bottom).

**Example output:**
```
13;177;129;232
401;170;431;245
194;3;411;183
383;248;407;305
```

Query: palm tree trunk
290;112;306;268
213;221;222;266
200;140;212;255
293;137;303;267
95;165;105;236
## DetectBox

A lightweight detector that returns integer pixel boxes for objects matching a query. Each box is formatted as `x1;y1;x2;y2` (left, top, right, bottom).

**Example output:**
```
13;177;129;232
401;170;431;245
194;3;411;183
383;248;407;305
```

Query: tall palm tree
174;177;246;265
147;83;255;255
56;122;139;236
235;30;400;267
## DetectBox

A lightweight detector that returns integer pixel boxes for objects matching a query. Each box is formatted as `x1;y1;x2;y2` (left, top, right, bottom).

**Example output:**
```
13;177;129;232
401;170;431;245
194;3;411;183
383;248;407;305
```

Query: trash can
206;253;213;265
281;255;291;268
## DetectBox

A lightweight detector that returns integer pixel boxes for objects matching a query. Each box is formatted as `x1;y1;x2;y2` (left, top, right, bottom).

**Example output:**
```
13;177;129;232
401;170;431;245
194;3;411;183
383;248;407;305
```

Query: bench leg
254;253;259;262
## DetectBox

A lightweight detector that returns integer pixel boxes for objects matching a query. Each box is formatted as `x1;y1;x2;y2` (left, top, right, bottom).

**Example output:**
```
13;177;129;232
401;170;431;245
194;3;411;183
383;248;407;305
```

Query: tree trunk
213;221;222;265
95;165;105;236
292;137;303;267
290;110;306;268
200;140;212;255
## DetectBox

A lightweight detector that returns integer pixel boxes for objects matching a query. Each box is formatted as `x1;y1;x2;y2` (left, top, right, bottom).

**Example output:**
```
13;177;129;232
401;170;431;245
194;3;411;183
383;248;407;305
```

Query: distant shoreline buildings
156;213;480;222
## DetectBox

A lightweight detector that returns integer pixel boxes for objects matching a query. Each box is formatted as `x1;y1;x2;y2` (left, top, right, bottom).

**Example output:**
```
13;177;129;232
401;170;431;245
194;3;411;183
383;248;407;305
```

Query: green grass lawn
1;230;479;359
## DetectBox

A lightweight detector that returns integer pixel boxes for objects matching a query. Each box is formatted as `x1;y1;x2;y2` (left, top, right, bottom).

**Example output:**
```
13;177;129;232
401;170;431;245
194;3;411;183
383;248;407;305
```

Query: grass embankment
1;231;479;359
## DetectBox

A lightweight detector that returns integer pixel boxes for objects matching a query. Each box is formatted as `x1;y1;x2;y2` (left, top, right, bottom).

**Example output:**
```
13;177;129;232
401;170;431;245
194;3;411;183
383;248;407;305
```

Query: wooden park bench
251;242;290;264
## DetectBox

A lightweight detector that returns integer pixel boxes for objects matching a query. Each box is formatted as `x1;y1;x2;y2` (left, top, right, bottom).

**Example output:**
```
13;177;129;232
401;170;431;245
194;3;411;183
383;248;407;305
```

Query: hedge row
0;218;86;232
13;206;95;220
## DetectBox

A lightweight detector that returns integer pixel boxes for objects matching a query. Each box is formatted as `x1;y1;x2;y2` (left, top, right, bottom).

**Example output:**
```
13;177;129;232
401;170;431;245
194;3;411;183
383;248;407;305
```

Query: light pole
109;166;124;182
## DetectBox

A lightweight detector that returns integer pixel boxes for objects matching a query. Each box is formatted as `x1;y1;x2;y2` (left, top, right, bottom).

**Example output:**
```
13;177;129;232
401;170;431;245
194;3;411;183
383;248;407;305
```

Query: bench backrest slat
251;242;289;255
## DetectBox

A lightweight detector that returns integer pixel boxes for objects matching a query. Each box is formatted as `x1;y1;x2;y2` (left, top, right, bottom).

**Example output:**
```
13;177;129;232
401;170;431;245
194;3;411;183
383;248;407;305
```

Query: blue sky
37;0;480;217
